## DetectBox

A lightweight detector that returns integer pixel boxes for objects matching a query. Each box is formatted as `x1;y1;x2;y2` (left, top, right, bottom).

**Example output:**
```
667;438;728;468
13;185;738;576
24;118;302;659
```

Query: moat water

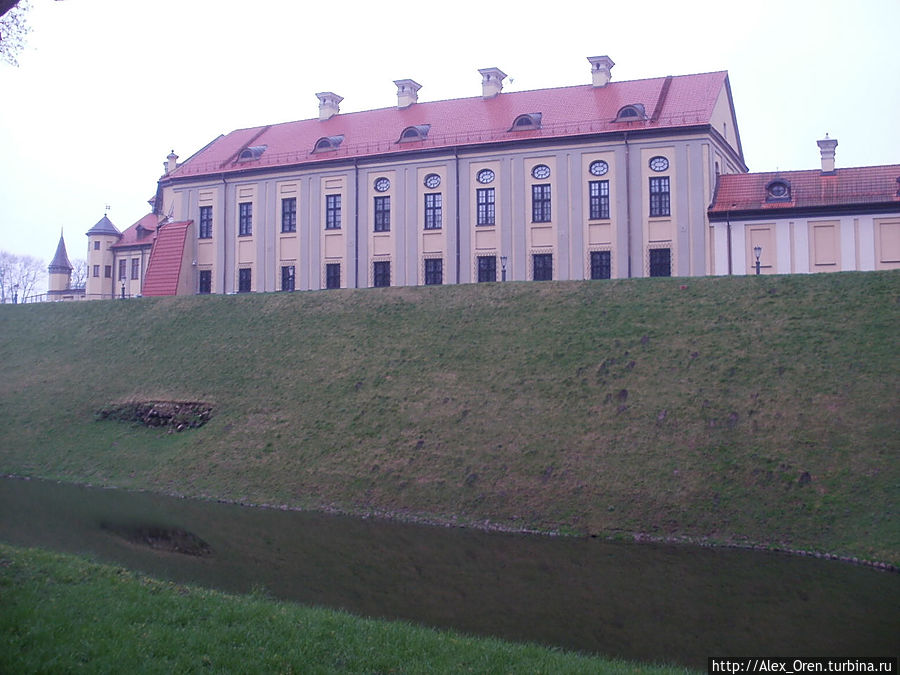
1;477;897;668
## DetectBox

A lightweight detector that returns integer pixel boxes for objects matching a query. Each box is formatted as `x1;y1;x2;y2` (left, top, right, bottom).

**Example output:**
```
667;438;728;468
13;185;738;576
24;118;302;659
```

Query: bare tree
70;258;87;289
0;0;29;66
1;0;64;66
0;251;44;302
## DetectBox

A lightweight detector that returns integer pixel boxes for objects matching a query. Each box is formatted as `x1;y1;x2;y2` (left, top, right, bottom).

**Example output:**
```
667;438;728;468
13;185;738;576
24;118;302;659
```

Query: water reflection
1;477;896;668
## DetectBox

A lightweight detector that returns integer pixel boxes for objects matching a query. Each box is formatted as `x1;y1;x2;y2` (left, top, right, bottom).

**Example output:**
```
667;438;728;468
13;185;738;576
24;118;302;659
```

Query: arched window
313;135;344;153
615;104;646;121
509;113;542;131
397;124;431;142
237;146;266;161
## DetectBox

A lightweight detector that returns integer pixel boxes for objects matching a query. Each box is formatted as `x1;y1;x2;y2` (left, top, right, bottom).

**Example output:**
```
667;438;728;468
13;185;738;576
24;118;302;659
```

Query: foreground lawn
0;544;694;674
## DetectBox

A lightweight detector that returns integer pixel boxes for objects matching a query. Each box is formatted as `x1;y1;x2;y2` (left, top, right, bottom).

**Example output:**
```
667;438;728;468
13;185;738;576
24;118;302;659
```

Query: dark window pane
239;202;253;236
199;205;213;238
533;253;552;280
373;261;390;287
374;196;391;232
476;188;495;226
532;184;551;222
424;258;443;285
649;248;672;277
325;263;341;289
326;195;342;229
424;193;442;229
589;180;610;220
281;265;295;291
590;250;611;279
477;255;496;282
199;270;211;294
238;268;252;292
281;198;296;233
649;177;670;217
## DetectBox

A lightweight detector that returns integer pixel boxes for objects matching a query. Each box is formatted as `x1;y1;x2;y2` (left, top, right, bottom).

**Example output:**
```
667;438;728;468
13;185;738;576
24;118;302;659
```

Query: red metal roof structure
112;213;161;249
167;71;739;179
141;221;191;296
709;165;900;220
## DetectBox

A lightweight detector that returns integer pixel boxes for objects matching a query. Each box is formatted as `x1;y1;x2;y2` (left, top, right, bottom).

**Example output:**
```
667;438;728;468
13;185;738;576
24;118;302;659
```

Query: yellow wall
874;218;900;270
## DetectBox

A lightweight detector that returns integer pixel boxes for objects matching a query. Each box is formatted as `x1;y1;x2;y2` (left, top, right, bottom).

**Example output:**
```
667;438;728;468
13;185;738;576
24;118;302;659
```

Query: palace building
146;56;746;295
46;56;899;301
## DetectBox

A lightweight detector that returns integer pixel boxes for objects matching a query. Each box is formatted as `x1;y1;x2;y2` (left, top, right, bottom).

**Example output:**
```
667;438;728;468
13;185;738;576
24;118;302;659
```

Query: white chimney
394;79;422;108
587;55;615;87
316;92;343;121
817;135;838;174
165;150;178;174
478;67;506;99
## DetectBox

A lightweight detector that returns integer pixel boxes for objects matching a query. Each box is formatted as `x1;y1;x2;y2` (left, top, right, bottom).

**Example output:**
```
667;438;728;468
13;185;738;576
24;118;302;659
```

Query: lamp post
13;283;19;304
121;280;126;299
753;245;762;276
500;256;507;282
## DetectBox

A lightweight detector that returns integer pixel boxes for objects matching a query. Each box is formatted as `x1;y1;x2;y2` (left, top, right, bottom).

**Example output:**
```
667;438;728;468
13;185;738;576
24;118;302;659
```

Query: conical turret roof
48;232;72;272
85;214;121;237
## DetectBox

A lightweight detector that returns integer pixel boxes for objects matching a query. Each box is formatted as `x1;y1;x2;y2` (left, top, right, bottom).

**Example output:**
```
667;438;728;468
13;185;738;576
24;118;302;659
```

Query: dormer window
238;145;267;161
313;135;344;153
510;113;542;131
766;179;791;202
398;124;431;143
615;104;646;121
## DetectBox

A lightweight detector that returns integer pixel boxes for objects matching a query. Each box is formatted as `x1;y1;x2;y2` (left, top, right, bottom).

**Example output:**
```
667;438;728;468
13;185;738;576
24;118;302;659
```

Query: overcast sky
1;0;898;278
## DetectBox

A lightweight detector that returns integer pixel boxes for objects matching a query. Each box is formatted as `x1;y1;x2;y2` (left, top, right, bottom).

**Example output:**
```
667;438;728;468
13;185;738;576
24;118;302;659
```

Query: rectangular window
374;196;390;232
104;265;111;279
649;248;672;277
476;188;495;226
281;265;295;291
325;194;341;229
239;202;253;236
373;261;390;287
649;177;670;217
93;241;100;250
199;205;213;239
131;258;140;280
424;258;443;285
590;250;611;279
92;264;99;278
281;198;296;233
199;270;211;294
238;268;252;292
325;263;341;289
532;184;551;223
589;180;610;220
533;253;553;281
424;193;442;229
477;255;496;282
118;259;127;280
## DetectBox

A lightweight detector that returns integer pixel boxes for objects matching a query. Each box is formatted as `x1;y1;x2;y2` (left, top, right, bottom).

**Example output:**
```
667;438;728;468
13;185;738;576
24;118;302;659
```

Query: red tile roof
167;71;733;179
142;221;191;296
111;213;162;249
709;165;900;219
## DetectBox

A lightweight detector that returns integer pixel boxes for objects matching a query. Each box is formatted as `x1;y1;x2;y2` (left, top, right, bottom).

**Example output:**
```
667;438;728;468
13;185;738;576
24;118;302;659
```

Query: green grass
0;543;695;674
0;272;898;563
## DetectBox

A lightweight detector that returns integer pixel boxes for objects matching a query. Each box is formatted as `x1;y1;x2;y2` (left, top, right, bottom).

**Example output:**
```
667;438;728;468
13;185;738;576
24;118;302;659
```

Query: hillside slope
1;272;897;563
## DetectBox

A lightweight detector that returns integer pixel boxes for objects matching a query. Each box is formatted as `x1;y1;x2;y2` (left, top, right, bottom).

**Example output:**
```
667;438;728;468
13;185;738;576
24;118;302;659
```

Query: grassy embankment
0;272;897;563
0;543;691;674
